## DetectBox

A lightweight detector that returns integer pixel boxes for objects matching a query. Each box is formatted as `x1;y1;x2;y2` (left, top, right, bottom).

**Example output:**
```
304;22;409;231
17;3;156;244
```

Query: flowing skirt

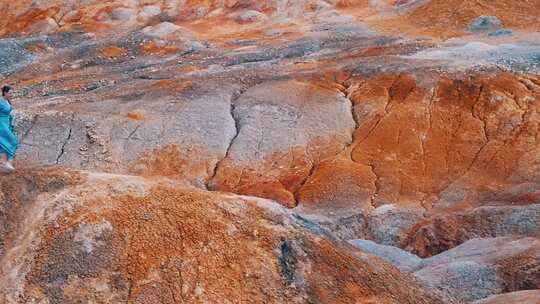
0;116;18;160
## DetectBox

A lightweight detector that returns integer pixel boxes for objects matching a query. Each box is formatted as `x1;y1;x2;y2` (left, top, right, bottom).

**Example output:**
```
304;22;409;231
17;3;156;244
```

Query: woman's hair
2;85;12;96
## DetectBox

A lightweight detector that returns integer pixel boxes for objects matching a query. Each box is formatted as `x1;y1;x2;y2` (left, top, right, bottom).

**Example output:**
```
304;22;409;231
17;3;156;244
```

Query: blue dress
0;97;18;160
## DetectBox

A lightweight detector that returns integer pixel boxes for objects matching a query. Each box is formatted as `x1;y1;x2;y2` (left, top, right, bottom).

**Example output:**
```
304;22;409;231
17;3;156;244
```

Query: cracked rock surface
0;0;539;303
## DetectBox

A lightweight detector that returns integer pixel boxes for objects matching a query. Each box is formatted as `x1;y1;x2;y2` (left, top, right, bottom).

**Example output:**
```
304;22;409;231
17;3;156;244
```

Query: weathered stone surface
404;204;540;257
349;239;422;272
414;237;540;302
0;169;456;304
469;16;502;32
293;210;369;240
141;22;184;38
0;0;538;302
473;290;540;304
417;260;502;302
209;80;355;207
16;89;238;188
296;154;375;213
235;10;269;23
367;0;540;38
348;74;540;211
0;37;43;76
369;204;425;246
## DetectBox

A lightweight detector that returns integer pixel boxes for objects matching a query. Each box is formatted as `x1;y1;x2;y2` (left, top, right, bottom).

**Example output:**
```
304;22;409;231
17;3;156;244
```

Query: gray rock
469;16;502;32
295;211;369;240
435;183;467;210
110;7;137;22
407;41;540;73
235;10;269;23
141;5;162;17
139;22;202;51
0;38;39;76
369;204;425;246
141;22;183;38
482;204;540;237
488;29;513;37
266;29;287;37
414;237;540;302
280;37;322;58
17;112;75;166
191;6;209;18
415;261;502;302
183;40;205;52
421;237;540;267
224;37;323;67
16;89;238;187
349;239;422;271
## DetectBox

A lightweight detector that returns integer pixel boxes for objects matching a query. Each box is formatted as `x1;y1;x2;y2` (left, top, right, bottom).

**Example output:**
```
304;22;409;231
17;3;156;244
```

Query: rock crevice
55;113;75;165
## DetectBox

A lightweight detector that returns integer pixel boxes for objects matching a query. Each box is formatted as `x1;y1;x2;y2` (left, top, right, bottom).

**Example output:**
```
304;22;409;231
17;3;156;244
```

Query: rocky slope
0;0;539;303
0;168;455;303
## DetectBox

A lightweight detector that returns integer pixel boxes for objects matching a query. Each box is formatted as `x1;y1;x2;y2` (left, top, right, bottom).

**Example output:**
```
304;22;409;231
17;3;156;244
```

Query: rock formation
0;0;538;303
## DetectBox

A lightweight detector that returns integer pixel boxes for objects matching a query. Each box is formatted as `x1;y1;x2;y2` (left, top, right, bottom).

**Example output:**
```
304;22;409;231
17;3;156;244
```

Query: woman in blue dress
0;86;18;172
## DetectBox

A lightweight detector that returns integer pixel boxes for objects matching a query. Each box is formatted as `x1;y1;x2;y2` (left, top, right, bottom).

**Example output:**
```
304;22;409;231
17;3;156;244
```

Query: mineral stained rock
0;0;538;303
0;168;454;304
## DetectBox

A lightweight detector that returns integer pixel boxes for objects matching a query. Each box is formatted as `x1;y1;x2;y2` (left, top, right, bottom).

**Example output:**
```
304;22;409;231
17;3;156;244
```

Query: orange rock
141;42;180;55
361;0;540;38
126;111;145;121
101;46;124;58
5;170;455;304
0;2;538;301
296;154;376;212
473;290;540;304
130;144;203;183
209;80;356;207
25;43;50;54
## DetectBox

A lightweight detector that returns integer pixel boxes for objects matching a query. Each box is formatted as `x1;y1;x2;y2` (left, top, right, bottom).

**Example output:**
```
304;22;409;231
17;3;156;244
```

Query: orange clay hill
0;1;538;303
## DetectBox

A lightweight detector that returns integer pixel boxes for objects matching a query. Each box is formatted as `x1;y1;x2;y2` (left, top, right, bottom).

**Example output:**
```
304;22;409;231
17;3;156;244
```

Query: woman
0;85;18;172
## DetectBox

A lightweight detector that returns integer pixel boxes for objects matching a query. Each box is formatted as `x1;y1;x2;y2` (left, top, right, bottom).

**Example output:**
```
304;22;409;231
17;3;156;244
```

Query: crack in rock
55;113;75;165
206;89;245;190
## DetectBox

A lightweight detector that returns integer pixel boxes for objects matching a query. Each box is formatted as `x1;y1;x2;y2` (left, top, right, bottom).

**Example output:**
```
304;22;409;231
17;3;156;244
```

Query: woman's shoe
1;162;14;172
